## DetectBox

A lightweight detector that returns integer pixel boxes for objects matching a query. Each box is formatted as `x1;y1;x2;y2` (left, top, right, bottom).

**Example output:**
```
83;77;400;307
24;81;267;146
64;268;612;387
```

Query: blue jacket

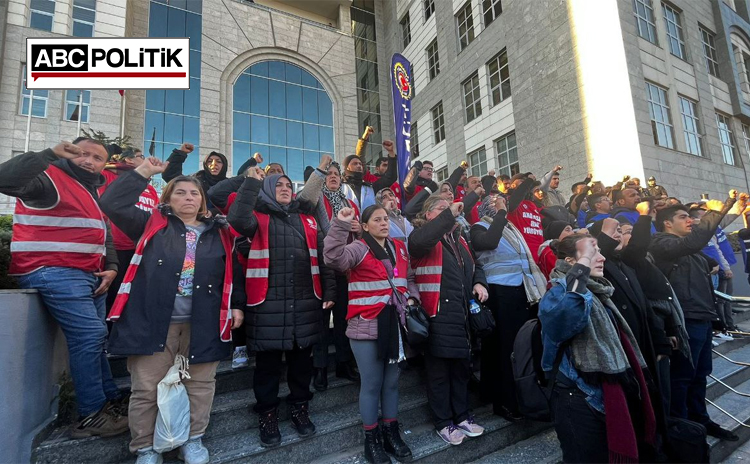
539;264;604;413
612;207;656;234
716;227;737;266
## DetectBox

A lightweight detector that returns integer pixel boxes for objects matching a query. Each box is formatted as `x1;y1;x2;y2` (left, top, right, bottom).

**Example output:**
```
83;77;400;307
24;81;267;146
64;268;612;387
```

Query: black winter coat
99;171;245;363
227;177;336;352
649;206;732;322
408;208;488;359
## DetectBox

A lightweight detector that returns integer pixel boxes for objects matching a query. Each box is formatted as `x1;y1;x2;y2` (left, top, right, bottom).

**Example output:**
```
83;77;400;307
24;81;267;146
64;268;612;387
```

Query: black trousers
424;351;471;430
253;345;314;412
312;273;352;368
480;283;531;414
552;383;608;463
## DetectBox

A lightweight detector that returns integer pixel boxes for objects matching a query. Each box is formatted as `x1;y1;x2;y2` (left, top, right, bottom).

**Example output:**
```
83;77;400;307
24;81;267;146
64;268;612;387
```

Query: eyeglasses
423;167;434;173
134;154;145;159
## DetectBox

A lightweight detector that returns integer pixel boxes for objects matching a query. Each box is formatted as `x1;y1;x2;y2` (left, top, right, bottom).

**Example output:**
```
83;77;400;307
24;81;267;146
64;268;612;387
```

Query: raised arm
323;210;368;272
508;178;534;213
0;143;81;205
99;163;166;242
162;143;194;182
207;176;245;214
297;155;331;206
227;168;263;238
371;141;397;194
408;206;457;259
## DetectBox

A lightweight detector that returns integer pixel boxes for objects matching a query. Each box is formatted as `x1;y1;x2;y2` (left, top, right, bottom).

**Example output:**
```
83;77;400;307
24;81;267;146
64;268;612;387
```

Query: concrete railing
0;289;67;463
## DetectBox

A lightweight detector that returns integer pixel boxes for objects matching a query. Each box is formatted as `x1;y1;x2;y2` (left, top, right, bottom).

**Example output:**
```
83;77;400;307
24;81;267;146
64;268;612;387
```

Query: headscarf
259;174;293;212
322;184;349;218
200;151;228;188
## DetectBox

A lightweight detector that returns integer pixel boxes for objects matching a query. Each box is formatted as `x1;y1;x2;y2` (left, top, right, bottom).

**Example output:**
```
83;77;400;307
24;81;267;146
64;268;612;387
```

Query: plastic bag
153;354;191;453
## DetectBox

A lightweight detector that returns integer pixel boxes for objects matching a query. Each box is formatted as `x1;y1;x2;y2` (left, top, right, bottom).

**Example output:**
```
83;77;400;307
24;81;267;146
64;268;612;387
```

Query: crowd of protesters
3;124;750;464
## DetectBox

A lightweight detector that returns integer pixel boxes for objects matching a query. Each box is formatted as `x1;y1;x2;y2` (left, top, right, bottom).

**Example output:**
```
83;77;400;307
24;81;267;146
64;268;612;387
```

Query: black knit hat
544;220;569;241
343;154;358;170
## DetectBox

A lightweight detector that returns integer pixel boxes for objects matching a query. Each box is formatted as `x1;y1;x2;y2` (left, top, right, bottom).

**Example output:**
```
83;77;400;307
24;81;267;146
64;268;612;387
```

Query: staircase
30;345;549;463
31;306;750;463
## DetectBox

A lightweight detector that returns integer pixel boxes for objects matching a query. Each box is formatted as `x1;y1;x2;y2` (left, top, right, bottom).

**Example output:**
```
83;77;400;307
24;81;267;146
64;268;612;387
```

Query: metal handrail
710;374;750;398
706;398;750;428
713;349;750;368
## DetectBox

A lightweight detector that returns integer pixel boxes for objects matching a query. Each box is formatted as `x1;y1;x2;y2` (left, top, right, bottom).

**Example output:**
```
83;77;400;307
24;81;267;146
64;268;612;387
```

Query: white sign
26;37;190;90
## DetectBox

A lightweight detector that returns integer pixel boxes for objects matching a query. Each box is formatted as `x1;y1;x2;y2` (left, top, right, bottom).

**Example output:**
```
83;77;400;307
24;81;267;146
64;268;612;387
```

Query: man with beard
0;138;126;438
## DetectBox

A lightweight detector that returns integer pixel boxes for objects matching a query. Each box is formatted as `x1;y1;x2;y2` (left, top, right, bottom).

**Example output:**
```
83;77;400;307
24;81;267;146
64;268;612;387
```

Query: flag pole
76;90;83;136
24;89;34;152
119;91;126;138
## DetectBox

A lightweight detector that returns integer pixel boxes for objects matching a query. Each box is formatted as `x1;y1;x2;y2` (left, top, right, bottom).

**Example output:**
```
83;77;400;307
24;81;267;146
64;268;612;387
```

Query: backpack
511;318;565;422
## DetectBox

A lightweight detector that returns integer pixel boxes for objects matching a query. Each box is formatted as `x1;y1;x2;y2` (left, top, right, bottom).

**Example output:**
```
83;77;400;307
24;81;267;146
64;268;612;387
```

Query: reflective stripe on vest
245;212;322;306
347;239;409;320
10;165;107;275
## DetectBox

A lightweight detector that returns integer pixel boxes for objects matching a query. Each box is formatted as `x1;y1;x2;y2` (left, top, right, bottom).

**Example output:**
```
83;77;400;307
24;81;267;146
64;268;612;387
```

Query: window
352;4;383;165
20;66;48;118
495;132;518;177
663;4;685;59
731;33;750;101
716;113;737;165
725;0;737;11
645;82;674;149
427;39;440;80
72;0;96;37
482;0;502;28
400;13;411;49
30;0;55;31
742;124;750;156
701;27;720;78
435;166;448;182
463;72;482;123
233;62;334;183
456;1;475;51
488;49;511;105
678;96;702;156
633;0;657;44
64;90;91;123
144;0;202;174
432;102;445;144
468;148;488;176
424;0;435;21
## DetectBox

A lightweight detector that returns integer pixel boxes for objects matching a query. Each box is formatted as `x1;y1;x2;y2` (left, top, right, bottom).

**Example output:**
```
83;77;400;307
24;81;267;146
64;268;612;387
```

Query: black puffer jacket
228;177;336;352
99;170;245;363
409;208;487;359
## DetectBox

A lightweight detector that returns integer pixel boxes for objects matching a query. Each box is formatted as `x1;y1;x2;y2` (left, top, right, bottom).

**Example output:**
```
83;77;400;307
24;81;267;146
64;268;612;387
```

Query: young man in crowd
539;165;566;207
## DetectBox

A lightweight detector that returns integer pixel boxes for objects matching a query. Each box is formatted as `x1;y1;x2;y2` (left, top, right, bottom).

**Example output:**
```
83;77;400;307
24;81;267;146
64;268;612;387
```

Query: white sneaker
135;448;163;464
232;346;249;369
712;340;720;347
178;438;209;464
717;332;734;341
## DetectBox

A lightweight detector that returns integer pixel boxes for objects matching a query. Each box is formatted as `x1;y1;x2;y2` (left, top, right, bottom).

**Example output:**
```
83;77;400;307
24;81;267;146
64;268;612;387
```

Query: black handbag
384;273;430;346
468;301;496;338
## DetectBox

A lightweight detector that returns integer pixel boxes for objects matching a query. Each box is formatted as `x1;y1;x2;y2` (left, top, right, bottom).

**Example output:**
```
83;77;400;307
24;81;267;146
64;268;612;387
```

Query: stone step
32;368;426;464
709;343;750;401
467;428;562;464
707;375;750;462
310;409;550;464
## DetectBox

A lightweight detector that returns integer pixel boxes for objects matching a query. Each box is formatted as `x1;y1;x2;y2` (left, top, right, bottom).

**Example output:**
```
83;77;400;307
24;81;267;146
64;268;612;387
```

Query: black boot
382;421;412;461
364;427;390;464
313;367;328;392
258;408;281;448
336;361;361;382
291;402;316;437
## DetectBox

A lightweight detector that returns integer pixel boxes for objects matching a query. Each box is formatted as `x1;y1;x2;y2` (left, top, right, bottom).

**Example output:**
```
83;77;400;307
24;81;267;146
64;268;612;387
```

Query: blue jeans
670;320;713;424
17;267;120;416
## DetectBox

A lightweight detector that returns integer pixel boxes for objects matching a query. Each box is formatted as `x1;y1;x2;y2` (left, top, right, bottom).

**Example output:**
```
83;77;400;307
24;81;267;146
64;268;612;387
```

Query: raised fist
362;126;374;140
135;157;169;178
318;154;333;171
51;141;82;160
179;143;195;154
246;167;264;180
253;152;263;164
449;202;464;217
338;207;356;221
382;140;395;156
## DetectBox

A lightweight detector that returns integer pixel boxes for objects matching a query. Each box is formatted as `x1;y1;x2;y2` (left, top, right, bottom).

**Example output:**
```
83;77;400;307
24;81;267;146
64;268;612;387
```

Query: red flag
118;90;125;97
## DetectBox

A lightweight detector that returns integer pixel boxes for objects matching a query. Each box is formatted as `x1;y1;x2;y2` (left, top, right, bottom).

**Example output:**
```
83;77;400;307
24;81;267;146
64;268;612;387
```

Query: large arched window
233;61;335;183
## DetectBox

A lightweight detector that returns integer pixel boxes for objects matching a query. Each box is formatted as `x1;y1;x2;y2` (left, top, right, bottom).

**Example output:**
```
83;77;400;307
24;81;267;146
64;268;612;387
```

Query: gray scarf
550;261;647;381
259;174;292;212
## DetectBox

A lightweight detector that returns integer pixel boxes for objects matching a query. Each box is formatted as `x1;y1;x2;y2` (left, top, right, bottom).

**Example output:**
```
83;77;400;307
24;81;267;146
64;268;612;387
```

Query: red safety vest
246;212;322;306
347;239;409;320
99;169;159;250
108;212;235;342
10;165;107;275
411;236;472;317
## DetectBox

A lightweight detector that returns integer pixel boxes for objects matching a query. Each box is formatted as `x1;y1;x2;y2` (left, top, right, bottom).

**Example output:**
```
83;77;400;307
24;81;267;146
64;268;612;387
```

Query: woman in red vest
408;194;489;446
311;161;362;390
323;204;418;463
227;167;336;448
99;158;245;464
